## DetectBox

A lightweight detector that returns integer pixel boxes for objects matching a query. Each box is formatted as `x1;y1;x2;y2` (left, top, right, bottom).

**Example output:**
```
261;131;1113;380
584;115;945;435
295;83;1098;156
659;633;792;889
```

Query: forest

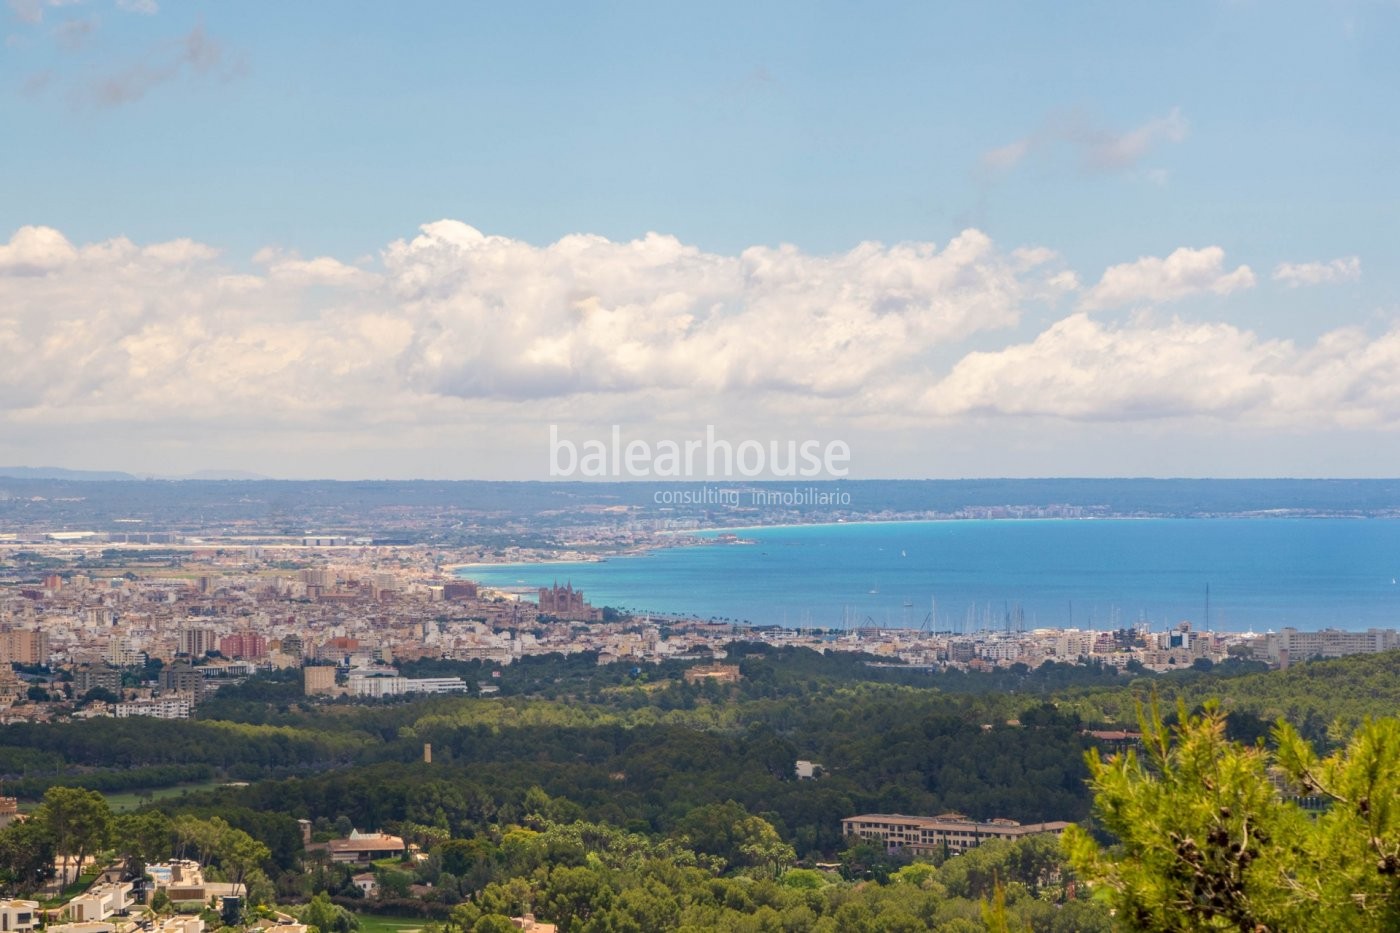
5;646;1400;930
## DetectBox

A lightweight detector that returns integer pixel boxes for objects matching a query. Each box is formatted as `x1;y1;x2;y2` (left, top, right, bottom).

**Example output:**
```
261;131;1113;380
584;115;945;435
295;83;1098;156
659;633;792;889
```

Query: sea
459;519;1400;632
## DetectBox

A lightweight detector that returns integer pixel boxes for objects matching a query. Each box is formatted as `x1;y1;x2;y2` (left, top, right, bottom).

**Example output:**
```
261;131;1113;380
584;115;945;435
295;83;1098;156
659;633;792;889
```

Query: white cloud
1080;246;1255;311
0;225;78;274
115;0;157;13
6;221;1396;471
0;222;1050;426
384;222;1043;400
927;313;1283;420
927;312;1400;428
980;107;1189;176
140;238;219;265
265;254;378;287
1273;256;1361;287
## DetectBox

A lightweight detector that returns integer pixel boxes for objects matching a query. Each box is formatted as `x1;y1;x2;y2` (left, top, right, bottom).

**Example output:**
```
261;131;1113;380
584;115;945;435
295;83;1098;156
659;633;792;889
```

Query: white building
346;673;468;698
115;698;193;720
1266;627;1400;663
0;900;39;933
66;882;134;922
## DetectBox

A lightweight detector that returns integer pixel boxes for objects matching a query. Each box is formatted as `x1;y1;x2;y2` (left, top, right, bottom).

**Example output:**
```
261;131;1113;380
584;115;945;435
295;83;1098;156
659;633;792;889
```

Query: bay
460;519;1400;631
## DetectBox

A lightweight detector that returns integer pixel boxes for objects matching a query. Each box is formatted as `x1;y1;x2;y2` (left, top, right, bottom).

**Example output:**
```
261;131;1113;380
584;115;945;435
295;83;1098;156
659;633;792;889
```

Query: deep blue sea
460;520;1400;632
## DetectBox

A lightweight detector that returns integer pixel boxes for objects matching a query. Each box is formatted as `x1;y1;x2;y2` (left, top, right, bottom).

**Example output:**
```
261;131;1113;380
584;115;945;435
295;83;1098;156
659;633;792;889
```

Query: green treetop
1066;699;1400;931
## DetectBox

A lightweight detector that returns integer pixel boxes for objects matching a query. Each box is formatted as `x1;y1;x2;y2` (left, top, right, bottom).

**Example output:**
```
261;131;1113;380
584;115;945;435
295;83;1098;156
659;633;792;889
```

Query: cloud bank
2;222;1397;471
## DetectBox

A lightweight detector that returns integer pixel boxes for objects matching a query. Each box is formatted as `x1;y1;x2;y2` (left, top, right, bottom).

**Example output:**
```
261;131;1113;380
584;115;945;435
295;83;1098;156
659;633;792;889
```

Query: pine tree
1065;699;1400;931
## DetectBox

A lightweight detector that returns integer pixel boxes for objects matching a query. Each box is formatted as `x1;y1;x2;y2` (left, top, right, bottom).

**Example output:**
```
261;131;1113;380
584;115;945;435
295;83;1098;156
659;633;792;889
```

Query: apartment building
1266;627;1400;664
74;665;122;695
303;665;337;696
177;626;219;658
841;812;1071;856
0;629;49;665
115;698;193;720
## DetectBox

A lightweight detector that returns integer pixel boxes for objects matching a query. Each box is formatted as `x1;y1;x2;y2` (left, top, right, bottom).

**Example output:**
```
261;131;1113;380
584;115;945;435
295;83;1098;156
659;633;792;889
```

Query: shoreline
653;511;1383;539
455;512;1395;575
447;557;609;573
449;517;1400;634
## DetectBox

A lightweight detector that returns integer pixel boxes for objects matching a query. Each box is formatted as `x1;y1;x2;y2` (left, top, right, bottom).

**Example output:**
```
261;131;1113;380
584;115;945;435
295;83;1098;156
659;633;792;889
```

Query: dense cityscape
7;516;1400;726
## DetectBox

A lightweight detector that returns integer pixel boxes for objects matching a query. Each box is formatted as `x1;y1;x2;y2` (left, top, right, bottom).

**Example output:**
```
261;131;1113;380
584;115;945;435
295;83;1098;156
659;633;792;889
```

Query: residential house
66;883;134;923
0;900;39;933
327;830;406;864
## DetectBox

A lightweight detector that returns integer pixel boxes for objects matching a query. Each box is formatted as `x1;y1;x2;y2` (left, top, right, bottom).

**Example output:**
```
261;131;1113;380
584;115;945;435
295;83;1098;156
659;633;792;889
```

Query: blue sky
1;2;1398;479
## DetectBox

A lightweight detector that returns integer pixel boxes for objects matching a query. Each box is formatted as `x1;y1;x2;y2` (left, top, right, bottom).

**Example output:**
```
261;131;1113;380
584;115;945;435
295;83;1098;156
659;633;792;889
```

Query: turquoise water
461;519;1400;631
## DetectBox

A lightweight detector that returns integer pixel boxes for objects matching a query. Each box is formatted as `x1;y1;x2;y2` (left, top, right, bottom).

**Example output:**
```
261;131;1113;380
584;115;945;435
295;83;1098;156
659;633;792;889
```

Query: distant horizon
12;466;1400;484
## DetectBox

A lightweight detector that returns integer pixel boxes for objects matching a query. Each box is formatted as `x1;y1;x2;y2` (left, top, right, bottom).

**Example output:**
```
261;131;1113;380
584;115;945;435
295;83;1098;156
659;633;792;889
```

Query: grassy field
353;914;427;933
99;779;228;812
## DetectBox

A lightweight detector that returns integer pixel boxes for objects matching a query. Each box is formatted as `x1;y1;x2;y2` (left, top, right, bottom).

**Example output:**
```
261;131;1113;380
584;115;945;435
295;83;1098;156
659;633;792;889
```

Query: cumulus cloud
384;221;1046;400
115;0;158;13
1080;246;1255;311
0;229;401;421
253;248;379;287
927;314;1283;420
5;221;1395;456
0;222;1056;426
981;107;1188;176
0;225;78;274
927;312;1400;428
1273;256;1361;287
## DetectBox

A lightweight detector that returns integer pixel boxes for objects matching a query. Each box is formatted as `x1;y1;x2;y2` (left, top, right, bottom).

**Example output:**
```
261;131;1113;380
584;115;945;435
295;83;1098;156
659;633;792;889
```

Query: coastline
448;556;609;573
449;517;1400;632
455;513;1362;576
657;513;1176;539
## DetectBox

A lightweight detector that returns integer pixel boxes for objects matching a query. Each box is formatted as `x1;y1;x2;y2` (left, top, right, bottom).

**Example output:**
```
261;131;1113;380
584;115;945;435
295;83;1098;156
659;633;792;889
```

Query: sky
1;1;1398;480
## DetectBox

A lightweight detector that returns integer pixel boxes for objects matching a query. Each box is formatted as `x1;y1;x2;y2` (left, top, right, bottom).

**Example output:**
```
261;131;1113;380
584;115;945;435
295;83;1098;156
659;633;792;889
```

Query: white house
0;900;39;933
66;883;134;923
352;873;379;897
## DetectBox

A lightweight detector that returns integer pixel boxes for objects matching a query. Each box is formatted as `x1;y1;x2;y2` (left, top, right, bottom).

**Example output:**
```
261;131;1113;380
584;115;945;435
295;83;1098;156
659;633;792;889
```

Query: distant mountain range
0;466;269;481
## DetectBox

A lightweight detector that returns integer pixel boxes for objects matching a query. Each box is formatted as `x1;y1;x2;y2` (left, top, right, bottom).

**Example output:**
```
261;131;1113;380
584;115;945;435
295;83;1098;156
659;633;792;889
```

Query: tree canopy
1066;700;1400;931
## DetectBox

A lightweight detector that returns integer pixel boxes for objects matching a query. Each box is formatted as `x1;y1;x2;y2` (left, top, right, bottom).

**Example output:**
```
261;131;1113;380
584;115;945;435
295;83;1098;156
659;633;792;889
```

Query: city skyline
3;2;1398;479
